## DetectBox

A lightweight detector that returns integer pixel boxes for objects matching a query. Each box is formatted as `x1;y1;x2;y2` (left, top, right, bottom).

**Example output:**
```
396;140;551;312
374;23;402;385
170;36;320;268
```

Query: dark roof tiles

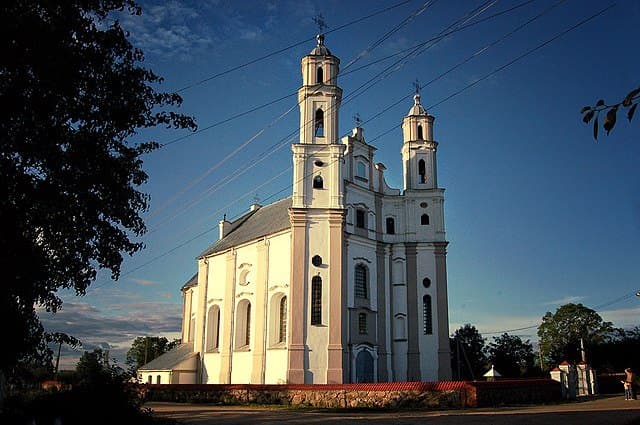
199;197;292;258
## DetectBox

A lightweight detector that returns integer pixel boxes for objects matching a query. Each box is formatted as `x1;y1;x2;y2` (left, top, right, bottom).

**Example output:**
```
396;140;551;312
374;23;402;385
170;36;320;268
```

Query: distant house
139;34;452;384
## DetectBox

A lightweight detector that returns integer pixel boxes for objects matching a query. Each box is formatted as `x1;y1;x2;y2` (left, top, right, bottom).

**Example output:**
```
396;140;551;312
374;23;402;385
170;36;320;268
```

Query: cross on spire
413;78;421;95
353;113;362;128
253;193;260;204
313;14;328;34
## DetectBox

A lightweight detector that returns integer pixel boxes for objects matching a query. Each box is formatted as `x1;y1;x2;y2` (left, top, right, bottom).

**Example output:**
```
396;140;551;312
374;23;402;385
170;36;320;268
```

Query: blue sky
42;0;640;368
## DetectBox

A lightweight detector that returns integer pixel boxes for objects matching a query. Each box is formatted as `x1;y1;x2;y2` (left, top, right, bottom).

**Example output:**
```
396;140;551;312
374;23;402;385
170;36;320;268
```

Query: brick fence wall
140;379;561;409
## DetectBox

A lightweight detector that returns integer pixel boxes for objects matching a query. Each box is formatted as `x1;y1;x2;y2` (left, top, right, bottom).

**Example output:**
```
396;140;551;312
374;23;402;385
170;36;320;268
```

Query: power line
117;3;611;277
482;287;638;336
368;3;616;144
131;0;554;265
175;0;412;92
149;1;460;222
158;0;534;149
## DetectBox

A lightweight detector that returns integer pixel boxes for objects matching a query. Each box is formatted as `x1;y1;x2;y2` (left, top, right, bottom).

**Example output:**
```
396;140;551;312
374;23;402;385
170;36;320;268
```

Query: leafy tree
126;336;180;374
589;326;640;373
0;0;195;378
537;303;614;367
484;333;535;378
76;349;112;385
451;324;487;380
581;87;639;139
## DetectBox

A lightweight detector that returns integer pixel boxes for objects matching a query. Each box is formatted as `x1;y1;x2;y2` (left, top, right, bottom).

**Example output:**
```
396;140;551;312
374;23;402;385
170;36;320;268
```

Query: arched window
313;175;323;189
245;303;251;346
147;375;153;384
311;276;322;325
417;124;423;140
317;66;323;84
423;295;432;335
278;296;287;343
355;264;368;299
386;217;395;234
356;161;367;179
235;300;252;348
206;305;221;351
421;214;429;225
418;159;426;184
358;313;367;335
156;375;161;384
315;108;324;137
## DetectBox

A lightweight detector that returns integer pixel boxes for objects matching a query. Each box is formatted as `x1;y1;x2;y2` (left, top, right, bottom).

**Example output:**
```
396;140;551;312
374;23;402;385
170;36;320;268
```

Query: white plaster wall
345;237;378;310
229;241;258;384
177;372;197;384
144;371;171;385
202;353;221;384
415;245;439;381
265;349;288;383
306;215;330;383
265;232;291;384
231;351;252;383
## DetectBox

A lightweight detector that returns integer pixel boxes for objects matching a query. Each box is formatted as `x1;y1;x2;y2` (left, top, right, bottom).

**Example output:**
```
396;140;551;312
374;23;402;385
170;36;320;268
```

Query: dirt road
148;395;640;425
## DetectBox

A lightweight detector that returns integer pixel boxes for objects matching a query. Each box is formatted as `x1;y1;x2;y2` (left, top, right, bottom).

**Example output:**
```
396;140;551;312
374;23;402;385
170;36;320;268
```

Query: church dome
309;33;332;56
408;93;427;116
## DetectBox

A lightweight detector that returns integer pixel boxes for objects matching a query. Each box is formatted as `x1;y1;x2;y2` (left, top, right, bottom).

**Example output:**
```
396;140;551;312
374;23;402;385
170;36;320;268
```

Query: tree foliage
484;333;535;378
0;0;195;377
581;87;639;139
451;324;487;380
537;303;613;367
126;336;180;374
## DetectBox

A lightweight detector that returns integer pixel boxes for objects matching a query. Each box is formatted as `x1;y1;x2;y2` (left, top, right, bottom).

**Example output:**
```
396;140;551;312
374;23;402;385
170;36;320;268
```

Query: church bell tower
401;93;437;191
288;34;346;384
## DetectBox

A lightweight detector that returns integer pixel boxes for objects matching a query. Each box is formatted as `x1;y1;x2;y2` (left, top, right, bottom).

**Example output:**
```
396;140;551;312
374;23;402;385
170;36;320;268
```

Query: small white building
142;34;452;384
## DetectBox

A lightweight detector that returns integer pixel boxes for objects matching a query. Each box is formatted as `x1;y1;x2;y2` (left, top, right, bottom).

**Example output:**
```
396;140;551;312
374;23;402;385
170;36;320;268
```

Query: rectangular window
358;313;367;335
311;277;322;325
356;209;366;228
423;295;433;335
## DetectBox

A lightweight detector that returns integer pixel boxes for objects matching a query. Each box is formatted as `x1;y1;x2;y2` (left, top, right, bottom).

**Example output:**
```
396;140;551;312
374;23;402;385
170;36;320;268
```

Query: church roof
180;273;198;291
138;342;196;371
199;197;292;258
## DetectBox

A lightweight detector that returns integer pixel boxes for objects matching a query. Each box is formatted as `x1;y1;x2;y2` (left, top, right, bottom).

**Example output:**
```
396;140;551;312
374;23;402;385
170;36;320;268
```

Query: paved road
148;395;640;425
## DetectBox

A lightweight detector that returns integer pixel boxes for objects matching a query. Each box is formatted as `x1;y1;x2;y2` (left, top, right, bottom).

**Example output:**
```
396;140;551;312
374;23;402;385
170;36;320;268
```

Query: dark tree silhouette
451;324;486;380
581;87;639;139
484;333;535;378
0;0;196;379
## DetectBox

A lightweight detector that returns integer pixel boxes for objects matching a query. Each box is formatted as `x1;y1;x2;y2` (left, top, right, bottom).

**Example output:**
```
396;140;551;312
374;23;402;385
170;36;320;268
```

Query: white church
139;34;452;385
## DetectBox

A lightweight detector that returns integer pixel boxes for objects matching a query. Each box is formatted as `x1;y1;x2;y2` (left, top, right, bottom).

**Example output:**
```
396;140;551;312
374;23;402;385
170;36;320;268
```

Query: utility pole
55;340;63;375
144;337;149;365
456;337;461;380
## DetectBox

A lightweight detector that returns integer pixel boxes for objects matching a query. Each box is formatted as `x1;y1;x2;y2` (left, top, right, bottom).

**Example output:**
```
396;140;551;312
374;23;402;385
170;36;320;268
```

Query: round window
420;202;428;208
422;277;431;288
312;255;322;267
315;160;324;167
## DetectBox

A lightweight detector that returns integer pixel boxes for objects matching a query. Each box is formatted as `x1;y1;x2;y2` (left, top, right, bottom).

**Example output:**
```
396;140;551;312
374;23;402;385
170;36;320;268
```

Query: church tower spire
401;92;437;191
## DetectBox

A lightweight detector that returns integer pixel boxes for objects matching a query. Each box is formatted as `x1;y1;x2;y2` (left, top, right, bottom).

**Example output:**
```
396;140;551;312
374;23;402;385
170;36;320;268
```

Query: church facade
140;34;452;385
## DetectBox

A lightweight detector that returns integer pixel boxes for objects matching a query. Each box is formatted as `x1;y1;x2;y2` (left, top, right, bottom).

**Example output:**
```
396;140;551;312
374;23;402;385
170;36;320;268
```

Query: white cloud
541;295;586;306
130;277;159;286
41;299;182;370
